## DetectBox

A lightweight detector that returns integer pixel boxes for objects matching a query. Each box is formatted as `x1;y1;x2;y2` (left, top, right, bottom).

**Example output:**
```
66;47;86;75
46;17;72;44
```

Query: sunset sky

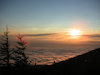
0;0;100;34
0;0;100;65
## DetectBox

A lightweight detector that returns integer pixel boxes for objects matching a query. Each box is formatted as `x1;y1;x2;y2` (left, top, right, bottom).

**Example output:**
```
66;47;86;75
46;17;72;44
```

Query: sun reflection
70;35;81;39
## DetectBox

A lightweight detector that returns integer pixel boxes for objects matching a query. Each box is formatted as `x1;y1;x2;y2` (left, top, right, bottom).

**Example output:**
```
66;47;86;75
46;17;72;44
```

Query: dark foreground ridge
0;48;100;75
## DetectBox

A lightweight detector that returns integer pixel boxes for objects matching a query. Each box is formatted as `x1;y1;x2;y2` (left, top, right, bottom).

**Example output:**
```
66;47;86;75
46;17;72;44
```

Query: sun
69;29;82;36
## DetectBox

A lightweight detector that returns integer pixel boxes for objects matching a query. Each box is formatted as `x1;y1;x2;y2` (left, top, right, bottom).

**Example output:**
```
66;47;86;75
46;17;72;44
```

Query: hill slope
0;48;100;75
36;48;100;75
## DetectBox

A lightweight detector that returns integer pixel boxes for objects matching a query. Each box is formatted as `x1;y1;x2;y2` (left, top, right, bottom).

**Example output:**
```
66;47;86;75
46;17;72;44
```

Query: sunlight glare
69;29;82;36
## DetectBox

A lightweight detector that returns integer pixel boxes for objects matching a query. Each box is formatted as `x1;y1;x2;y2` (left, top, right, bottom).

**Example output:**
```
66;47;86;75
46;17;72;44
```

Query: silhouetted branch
13;34;28;66
0;26;11;66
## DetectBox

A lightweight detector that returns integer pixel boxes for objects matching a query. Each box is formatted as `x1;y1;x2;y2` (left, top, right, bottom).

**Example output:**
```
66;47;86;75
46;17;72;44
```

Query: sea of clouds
9;33;100;65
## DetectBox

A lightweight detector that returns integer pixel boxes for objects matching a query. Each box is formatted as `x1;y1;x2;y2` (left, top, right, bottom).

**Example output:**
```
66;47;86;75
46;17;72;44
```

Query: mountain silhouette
0;48;100;75
35;48;100;75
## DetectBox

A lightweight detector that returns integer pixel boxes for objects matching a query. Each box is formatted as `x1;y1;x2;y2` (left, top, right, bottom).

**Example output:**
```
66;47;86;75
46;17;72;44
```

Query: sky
0;0;100;34
0;0;100;65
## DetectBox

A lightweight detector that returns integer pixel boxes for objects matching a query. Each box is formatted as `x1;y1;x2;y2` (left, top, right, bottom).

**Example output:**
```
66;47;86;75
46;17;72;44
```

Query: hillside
36;48;100;75
0;48;100;75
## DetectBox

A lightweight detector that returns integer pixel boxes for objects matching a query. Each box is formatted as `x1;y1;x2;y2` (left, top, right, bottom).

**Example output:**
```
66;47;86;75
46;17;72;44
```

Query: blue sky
0;0;100;34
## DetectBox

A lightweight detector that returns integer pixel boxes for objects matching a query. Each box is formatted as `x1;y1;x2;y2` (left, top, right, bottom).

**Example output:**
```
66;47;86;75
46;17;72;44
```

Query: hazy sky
0;0;100;34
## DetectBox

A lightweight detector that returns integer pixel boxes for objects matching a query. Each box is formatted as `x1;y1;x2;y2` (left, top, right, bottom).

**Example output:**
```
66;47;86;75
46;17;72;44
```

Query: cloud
88;34;100;38
24;33;57;37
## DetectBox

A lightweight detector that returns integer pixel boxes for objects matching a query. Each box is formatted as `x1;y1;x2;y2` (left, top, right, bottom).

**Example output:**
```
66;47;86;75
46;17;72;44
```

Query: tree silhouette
0;27;11;66
14;34;28;66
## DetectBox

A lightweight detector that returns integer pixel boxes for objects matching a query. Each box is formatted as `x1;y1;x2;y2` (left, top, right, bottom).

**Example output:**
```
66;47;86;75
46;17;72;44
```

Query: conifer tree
14;34;28;66
0;27;11;66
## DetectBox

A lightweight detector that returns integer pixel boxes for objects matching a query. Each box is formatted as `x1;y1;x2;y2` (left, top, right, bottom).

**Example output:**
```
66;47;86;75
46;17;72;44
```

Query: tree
0;27;11;66
14;34;28;66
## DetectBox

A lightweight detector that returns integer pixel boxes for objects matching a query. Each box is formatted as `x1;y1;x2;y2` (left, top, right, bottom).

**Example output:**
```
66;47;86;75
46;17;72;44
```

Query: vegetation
14;34;28;66
0;27;11;66
0;27;29;67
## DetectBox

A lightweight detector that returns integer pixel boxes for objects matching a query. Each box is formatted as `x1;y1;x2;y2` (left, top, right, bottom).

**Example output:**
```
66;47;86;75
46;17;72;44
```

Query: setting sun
69;29;82;36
